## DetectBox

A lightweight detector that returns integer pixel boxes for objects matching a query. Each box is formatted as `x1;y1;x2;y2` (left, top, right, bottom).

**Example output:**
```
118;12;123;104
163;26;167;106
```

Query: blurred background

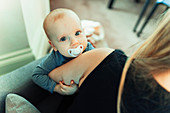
0;0;167;75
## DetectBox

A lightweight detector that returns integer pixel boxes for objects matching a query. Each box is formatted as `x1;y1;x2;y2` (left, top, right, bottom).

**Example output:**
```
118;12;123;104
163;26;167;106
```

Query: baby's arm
32;52;59;93
49;48;114;86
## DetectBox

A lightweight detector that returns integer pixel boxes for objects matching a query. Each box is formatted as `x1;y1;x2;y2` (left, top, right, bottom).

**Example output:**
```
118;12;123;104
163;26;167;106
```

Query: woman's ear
48;40;57;51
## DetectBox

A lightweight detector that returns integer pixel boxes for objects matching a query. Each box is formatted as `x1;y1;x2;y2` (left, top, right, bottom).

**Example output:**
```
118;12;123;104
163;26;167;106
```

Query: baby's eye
60;36;66;42
75;31;81;36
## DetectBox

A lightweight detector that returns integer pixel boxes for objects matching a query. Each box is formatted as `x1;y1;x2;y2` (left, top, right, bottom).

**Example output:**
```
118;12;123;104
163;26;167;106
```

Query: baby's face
48;14;87;57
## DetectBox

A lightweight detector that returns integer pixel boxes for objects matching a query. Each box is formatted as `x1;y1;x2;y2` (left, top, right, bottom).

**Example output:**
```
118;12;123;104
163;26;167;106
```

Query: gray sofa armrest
0;56;51;113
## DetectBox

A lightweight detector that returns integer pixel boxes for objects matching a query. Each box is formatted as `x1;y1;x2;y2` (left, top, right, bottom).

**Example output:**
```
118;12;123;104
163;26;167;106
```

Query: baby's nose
71;38;79;47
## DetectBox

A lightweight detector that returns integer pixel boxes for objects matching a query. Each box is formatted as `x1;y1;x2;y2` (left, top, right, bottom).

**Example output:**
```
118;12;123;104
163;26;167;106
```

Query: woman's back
122;65;170;113
56;50;170;113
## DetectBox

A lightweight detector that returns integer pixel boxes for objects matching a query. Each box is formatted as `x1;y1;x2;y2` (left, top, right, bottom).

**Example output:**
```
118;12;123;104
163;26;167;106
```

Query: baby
32;8;94;95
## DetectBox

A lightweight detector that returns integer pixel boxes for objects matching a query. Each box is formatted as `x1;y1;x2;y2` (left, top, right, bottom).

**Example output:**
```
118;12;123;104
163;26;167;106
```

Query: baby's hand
54;81;78;95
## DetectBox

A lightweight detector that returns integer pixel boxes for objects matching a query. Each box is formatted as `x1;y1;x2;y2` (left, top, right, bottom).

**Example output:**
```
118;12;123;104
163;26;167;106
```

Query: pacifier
68;45;84;57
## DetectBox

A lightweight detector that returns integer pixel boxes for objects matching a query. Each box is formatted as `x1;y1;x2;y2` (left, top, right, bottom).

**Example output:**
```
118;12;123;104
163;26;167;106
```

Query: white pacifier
68;45;84;57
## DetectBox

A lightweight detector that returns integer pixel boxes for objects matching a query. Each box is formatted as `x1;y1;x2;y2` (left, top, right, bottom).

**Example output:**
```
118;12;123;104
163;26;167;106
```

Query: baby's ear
48;40;57;51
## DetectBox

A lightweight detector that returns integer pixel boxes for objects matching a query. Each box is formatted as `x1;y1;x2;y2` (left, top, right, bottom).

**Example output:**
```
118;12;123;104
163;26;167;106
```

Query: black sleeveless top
57;50;170;113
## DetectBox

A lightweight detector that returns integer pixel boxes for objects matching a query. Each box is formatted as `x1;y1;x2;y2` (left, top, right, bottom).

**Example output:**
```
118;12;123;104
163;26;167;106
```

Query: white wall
0;0;50;58
0;0;50;75
0;0;29;55
20;0;50;59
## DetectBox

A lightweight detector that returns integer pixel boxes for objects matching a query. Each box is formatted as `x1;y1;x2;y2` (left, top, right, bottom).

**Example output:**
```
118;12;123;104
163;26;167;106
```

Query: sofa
0;55;64;113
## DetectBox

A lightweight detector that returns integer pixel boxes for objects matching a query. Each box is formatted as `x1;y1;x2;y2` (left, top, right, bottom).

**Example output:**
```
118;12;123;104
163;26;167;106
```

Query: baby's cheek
83;39;88;47
58;46;70;55
64;48;70;55
59;44;69;50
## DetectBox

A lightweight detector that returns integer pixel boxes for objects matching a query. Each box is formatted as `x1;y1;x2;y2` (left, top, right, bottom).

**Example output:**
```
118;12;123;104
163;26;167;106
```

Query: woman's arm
49;48;114;86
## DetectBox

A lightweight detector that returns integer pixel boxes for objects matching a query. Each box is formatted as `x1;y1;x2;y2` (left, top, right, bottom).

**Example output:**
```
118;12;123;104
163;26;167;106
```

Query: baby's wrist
53;84;59;92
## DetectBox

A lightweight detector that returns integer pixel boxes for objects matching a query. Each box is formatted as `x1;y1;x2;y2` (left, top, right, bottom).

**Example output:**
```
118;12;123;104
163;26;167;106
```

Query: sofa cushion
6;93;40;113
0;55;50;113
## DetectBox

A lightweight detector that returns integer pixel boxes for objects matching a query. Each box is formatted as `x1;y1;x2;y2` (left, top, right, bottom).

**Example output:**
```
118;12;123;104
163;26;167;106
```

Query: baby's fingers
59;81;72;90
70;80;74;85
70;83;78;88
59;82;66;89
60;82;77;90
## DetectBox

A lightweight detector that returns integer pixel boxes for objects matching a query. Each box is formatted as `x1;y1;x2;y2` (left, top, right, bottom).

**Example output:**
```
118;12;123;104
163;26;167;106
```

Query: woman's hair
117;9;170;113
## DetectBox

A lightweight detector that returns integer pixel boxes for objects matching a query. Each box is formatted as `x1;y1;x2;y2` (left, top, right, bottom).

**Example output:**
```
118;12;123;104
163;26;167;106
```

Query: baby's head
43;8;87;57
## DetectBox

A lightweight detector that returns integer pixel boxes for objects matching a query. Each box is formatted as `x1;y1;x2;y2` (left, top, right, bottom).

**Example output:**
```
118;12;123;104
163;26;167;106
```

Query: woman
49;9;170;113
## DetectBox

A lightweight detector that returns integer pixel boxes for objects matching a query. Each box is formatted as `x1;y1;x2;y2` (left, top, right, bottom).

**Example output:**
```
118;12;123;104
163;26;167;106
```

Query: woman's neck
153;70;170;92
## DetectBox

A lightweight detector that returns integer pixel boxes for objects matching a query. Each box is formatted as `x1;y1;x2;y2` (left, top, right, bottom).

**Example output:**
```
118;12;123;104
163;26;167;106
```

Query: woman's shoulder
101;49;127;68
107;49;127;60
78;48;127;86
86;49;128;79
